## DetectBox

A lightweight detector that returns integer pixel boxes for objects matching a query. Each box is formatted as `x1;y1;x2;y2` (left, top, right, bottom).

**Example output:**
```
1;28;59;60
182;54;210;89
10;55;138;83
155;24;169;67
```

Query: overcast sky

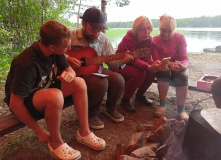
71;0;221;22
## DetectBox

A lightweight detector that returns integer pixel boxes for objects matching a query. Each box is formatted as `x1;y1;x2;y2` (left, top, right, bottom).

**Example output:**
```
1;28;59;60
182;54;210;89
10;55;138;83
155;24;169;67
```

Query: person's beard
83;30;98;43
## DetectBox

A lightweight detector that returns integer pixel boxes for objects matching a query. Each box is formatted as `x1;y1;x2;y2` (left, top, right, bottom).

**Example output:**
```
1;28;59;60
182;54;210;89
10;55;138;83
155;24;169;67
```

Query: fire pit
182;108;221;159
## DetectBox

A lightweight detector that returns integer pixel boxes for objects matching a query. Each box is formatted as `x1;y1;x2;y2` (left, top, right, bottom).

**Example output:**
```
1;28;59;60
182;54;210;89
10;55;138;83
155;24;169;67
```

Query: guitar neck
86;53;128;66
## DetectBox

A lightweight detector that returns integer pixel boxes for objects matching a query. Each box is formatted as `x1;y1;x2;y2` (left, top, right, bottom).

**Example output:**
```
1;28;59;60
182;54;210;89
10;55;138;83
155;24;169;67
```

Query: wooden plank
0;96;73;137
0;114;24;137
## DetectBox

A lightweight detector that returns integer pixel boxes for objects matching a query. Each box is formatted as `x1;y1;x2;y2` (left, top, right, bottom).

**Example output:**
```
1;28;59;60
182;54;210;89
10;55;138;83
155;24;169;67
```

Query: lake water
110;28;221;53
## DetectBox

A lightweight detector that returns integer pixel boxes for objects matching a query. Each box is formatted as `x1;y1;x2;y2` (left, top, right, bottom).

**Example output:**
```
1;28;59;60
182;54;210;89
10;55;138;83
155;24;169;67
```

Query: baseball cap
81;8;107;29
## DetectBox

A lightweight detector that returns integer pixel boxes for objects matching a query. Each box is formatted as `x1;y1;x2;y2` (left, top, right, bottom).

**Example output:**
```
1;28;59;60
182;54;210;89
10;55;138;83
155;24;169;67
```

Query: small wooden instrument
66;46;151;76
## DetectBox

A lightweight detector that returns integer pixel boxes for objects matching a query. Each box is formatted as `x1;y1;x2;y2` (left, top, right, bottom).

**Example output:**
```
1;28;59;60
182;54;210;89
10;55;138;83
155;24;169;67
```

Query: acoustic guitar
66;46;151;76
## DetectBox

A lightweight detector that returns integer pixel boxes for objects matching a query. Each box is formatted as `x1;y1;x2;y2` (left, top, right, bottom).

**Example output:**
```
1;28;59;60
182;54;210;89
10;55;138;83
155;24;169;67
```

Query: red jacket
116;30;160;71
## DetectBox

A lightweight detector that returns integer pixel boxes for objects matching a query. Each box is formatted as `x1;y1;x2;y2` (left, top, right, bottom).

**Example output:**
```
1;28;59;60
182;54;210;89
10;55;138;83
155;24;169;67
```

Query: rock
166;118;178;130
113;143;125;160
155;144;169;158
166;118;178;124
130;146;156;158
147;124;172;143
137;124;155;132
120;155;142;160
174;120;186;136
144;158;159;160
125;132;145;155
153;117;167;129
145;142;161;151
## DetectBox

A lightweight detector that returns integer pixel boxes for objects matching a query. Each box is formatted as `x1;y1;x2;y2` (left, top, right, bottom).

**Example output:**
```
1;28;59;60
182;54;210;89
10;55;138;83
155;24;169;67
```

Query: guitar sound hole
80;58;86;66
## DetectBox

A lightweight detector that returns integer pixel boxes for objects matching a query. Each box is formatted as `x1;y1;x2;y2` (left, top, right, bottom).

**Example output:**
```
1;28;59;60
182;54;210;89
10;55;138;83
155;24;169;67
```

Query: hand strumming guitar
121;51;134;64
67;56;82;70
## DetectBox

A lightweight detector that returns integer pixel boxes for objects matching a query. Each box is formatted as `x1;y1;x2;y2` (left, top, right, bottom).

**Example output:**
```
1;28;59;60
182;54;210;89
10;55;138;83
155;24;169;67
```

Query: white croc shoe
155;107;166;117
76;129;106;150
179;112;189;121
48;143;81;160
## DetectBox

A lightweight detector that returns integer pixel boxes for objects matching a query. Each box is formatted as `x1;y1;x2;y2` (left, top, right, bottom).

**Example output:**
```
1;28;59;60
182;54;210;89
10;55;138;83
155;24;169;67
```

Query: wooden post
101;0;107;33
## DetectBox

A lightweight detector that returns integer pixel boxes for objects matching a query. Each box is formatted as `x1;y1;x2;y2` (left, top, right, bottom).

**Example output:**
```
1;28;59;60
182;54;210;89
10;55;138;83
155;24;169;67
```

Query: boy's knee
47;89;64;108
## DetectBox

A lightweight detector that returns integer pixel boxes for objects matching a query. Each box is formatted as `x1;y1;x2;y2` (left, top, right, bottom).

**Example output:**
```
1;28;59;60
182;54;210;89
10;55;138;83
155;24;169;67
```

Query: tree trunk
101;0;107;33
77;0;82;28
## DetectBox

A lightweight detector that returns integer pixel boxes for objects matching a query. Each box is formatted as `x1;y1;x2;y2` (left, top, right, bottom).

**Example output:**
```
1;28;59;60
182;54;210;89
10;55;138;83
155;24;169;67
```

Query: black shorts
8;80;61;120
24;89;45;120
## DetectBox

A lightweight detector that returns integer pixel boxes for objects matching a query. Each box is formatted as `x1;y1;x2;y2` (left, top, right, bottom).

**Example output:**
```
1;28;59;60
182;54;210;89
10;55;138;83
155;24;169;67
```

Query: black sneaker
120;101;136;113
89;116;104;129
136;94;153;106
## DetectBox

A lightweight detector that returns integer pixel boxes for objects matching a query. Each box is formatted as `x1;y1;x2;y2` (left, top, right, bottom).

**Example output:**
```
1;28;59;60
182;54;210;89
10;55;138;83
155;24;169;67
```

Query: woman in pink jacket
111;16;167;113
153;14;189;121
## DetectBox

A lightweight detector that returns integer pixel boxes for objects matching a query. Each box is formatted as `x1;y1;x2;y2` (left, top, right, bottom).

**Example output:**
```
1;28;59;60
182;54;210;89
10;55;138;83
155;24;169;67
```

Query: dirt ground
0;53;221;160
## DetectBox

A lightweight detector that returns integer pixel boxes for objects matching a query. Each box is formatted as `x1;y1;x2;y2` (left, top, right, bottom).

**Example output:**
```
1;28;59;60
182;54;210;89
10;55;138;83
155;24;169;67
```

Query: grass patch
0;130;40;159
106;28;188;39
106;28;129;41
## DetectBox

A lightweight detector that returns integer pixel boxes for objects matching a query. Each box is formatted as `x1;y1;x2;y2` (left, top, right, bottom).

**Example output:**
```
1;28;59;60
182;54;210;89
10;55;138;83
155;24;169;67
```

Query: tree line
107;15;221;28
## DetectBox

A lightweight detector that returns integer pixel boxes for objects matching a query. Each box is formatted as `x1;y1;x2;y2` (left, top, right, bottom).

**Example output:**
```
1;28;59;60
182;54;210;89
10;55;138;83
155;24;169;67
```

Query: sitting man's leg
102;68;125;122
82;75;108;129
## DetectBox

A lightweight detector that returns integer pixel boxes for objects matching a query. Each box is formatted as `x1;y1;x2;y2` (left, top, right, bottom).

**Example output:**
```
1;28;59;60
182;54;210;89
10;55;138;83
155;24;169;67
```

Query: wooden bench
0;96;73;137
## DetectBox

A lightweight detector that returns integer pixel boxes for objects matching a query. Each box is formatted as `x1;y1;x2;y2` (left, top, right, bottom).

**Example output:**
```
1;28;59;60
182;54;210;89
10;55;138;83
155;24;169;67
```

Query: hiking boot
104;110;124;122
120;100;136;113
136;94;153;106
89;116;104;129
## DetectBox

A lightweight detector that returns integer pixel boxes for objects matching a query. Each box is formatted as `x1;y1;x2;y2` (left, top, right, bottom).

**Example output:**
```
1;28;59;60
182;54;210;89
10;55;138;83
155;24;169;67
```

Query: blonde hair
132;16;153;36
159;14;176;31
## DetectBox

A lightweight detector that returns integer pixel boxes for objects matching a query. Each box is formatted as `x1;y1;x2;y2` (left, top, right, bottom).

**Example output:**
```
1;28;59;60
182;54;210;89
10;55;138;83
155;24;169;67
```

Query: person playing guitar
65;8;134;130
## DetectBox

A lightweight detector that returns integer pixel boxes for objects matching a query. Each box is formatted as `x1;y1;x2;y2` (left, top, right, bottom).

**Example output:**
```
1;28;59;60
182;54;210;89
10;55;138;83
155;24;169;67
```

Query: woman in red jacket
111;16;168;113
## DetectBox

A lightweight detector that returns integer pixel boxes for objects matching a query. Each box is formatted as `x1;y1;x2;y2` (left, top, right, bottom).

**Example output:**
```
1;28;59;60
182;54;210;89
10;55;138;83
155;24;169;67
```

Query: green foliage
0;0;78;83
0;27;14;55
114;0;130;7
0;0;76;51
0;52;19;83
106;0;130;7
176;15;221;27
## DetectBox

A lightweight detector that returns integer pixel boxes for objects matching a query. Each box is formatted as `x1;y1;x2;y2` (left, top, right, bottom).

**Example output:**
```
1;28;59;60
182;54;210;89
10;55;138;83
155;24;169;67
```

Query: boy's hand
57;71;75;83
